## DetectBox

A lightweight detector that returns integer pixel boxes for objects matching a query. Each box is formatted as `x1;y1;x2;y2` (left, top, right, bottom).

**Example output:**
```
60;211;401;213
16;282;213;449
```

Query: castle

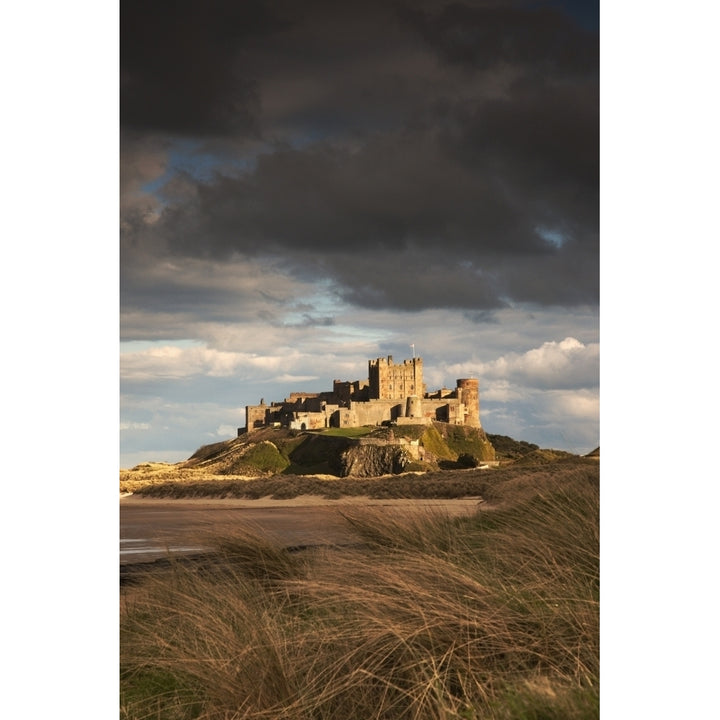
244;355;481;433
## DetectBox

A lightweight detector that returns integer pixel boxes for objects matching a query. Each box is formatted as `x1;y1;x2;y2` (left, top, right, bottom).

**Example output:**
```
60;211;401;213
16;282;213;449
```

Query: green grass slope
486;434;540;461
180;423;496;478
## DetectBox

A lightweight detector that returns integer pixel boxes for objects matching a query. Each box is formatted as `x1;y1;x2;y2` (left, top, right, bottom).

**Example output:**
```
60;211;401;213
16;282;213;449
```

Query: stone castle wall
244;356;481;433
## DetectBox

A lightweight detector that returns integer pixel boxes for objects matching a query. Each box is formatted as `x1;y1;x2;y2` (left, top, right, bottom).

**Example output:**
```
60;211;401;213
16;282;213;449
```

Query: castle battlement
368;355;422;367
244;356;481;433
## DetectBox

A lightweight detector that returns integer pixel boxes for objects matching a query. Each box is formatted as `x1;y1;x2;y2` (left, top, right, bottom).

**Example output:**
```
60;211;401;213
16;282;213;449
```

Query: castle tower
368;355;423;400
405;395;422;419
457;378;481;427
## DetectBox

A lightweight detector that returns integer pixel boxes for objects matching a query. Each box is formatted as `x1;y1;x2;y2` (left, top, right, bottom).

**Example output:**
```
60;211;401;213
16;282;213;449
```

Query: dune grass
126;457;597;501
121;464;598;719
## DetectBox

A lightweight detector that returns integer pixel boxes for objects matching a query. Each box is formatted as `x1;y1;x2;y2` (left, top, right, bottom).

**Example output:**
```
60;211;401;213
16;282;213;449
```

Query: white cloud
481;384;599;454
543;388;599;420
215;423;241;438
479;379;525;403
120;344;294;381
513;337;597;383
119;421;150;431
452;337;599;389
272;374;320;383
434;337;601;454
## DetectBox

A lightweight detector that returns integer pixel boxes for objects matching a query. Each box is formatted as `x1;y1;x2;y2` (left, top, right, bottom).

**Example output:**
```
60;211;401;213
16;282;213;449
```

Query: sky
119;0;601;468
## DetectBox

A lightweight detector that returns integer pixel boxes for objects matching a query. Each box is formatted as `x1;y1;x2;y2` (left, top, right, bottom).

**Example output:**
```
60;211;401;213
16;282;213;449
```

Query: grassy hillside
429;422;496;463
120;426;596;497
486;434;540;461
510;448;579;465
124;423;497;490
182;430;354;477
121;461;599;719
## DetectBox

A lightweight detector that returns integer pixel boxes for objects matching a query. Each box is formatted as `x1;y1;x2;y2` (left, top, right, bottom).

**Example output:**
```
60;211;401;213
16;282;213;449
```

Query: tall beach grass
121;463;599;719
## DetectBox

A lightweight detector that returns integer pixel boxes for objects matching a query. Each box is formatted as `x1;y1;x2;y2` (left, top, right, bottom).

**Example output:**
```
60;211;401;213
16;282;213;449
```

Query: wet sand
120;495;483;565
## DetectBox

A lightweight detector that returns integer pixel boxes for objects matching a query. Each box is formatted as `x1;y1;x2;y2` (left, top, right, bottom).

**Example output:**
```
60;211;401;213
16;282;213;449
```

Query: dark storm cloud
152;132;543;256
286;314;336;328
121;0;598;312
120;0;286;136
129;121;596;309
400;1;598;74
450;81;599;206
120;0;426;139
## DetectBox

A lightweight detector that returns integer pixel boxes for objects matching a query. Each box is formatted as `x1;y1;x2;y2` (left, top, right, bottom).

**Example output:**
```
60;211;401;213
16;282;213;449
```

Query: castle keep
244;356;481;433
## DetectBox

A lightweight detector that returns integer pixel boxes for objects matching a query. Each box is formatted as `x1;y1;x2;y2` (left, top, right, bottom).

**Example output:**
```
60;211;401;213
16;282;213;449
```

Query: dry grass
121;463;599;719
120;466;265;495
122;457;598;501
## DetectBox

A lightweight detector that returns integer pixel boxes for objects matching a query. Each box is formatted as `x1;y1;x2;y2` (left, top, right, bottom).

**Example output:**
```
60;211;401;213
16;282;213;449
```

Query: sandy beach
120;495;484;566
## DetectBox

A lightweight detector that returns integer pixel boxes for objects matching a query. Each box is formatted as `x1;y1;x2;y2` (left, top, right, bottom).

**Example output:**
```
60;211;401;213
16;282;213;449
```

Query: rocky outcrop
337;444;412;477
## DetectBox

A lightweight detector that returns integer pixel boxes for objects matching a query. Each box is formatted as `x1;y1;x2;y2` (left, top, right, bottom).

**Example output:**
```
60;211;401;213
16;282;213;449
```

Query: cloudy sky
119;0;600;468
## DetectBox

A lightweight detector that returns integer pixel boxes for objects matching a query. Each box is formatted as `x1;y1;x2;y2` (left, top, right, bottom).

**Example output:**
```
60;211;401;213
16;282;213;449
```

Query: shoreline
120;494;485;510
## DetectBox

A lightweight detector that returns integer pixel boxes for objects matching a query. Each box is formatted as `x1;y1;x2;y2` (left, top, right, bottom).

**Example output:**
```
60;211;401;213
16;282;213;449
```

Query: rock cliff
337;444;412;477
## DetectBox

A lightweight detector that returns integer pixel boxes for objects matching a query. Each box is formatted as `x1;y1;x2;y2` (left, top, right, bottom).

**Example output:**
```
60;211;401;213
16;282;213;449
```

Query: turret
457;378;480;427
405;395;422;419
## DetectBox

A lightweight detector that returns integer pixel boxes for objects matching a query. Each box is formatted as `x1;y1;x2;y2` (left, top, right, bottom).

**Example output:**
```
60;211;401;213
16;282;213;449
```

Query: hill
120;425;593;495
486;434;539;461
182;421;497;477
121;422;494;492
